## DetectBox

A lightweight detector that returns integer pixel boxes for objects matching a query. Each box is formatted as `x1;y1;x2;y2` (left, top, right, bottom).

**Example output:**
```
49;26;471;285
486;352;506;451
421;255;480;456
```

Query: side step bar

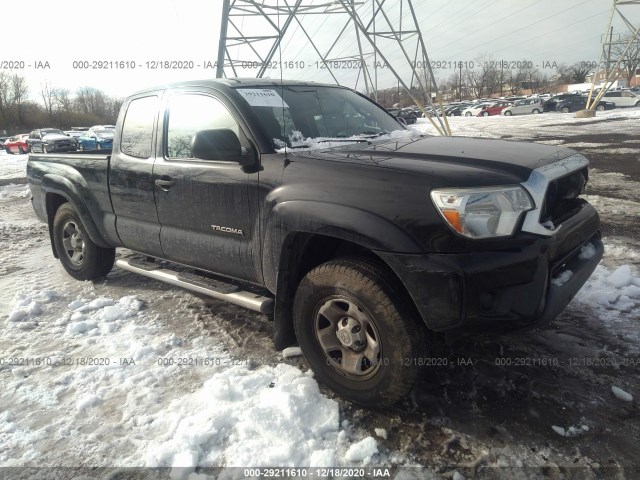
115;258;274;315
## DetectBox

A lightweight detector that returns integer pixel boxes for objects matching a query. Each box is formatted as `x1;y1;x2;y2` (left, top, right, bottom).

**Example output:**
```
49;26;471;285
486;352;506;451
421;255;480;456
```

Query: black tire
481;111;489;117
5;147;12;154
293;258;427;406
561;106;570;113
465;112;472;117
504;110;512;116
18;146;26;154
635;101;640;108
596;104;605;111
52;203;115;280
532;109;540;114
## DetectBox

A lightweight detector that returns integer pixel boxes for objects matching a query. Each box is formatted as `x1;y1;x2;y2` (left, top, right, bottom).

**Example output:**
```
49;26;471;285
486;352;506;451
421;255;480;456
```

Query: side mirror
191;128;252;164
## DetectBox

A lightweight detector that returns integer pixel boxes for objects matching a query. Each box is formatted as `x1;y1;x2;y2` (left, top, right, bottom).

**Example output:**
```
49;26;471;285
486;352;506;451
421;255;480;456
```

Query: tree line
0;72;122;135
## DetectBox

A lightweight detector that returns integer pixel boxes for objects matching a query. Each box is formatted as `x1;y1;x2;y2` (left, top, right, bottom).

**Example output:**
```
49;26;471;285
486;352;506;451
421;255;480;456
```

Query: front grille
540;167;588;226
54;140;72;148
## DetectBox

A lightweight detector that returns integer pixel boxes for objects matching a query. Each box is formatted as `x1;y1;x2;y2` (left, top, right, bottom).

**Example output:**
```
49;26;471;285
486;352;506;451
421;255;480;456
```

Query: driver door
153;90;259;282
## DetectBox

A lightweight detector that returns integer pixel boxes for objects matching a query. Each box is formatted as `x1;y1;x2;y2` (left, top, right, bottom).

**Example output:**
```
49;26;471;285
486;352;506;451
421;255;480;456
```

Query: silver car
502;98;544;116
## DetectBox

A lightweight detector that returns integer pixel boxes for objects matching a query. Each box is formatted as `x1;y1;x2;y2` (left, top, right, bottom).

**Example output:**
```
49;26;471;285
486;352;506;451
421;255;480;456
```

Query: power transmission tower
216;0;451;135
585;0;640;112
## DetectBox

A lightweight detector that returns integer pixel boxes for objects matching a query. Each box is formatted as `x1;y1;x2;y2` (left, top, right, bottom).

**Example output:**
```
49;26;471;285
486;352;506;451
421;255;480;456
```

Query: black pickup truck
27;78;603;406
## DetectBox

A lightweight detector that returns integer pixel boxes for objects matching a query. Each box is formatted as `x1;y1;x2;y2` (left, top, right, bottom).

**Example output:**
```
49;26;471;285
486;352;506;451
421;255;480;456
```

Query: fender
42;173;111;249
262;200;424;291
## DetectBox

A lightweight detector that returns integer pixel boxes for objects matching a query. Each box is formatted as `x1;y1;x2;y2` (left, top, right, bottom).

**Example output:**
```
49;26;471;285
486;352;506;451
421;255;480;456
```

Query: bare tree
41;81;56;119
11;74;28;125
571;63;592;83
53;88;73;112
464;57;500;98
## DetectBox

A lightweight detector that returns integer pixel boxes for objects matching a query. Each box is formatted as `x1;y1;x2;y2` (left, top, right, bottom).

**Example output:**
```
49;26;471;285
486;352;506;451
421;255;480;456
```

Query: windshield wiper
316;138;371;144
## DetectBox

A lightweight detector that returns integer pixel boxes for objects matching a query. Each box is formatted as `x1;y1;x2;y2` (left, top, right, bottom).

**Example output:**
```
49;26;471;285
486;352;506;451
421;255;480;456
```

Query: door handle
155;178;175;190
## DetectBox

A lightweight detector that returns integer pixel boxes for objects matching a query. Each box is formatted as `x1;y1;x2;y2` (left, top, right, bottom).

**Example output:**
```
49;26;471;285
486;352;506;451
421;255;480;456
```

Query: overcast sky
4;0;638;100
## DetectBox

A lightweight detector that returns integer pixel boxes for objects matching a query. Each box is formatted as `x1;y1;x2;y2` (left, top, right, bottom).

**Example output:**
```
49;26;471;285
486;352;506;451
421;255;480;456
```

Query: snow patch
344;436;378;463
611;386;633;402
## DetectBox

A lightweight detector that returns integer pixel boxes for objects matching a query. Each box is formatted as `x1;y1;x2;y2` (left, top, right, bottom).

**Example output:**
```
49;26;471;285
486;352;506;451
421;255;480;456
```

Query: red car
4;134;29;154
477;101;512;117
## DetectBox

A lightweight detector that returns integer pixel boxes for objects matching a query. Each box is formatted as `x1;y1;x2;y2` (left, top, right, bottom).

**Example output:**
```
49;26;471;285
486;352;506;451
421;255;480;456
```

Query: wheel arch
270;230;423;351
43;175;111;254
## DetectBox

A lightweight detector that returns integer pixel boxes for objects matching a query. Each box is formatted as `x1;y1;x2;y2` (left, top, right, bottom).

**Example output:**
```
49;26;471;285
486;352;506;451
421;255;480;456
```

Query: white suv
602;90;640;108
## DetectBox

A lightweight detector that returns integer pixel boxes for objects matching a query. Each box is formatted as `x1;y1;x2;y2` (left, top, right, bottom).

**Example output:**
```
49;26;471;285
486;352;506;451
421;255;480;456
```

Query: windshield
43;129;64;135
235;85;404;148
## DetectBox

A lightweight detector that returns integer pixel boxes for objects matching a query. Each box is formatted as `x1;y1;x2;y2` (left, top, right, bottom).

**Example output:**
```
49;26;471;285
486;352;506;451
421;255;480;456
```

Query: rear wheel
561;106;570;113
504;110;512;116
596;104;605;111
635;101;640;108
293;258;427;406
96;142;102;150
52;203;115;280
18;146;26;154
532;109;540;114
465;112;472;117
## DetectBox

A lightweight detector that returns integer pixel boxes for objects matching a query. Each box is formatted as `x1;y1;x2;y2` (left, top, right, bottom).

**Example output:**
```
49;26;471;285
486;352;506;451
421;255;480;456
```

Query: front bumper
377;202;602;334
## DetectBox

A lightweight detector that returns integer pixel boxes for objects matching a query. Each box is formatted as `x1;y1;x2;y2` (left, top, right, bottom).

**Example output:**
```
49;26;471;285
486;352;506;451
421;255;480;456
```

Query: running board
115;258;274;315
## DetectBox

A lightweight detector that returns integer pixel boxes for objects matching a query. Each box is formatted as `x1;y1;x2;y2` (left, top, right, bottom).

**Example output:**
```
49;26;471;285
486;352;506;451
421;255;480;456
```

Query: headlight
430;186;534;239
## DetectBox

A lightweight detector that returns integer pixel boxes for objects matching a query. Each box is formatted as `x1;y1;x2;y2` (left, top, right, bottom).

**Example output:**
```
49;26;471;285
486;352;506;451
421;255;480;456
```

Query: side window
166;94;240;159
120;95;158;159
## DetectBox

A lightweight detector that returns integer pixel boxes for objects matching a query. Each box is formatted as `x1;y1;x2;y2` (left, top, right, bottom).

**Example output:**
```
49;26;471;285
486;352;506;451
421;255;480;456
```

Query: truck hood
42;133;72;142
291;136;582;183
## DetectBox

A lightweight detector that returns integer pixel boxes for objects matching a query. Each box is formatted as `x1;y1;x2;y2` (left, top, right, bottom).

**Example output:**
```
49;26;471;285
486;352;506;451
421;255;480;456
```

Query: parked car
502;99;544;116
0;136;8;148
555;96;616;113
64;130;85;139
4;134;30;154
27;129;78;153
386;108;417;125
477;101;512;117
78;127;115;150
461;103;492;117
27;78;603;406
602;90;640;108
543;94;582;112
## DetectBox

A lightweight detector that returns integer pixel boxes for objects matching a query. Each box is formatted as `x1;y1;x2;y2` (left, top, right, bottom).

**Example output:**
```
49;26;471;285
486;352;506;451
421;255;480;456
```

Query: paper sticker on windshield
237;89;289;108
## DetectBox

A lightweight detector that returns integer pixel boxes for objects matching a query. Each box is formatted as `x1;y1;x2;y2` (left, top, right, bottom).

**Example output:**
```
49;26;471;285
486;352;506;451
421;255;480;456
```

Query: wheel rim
597;105;604;111
61;221;86;266
314;297;382;380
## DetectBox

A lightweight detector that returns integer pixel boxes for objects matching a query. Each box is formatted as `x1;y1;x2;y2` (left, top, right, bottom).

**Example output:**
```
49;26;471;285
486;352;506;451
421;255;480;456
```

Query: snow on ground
411;107;640;139
0;150;28;180
1;273;402;470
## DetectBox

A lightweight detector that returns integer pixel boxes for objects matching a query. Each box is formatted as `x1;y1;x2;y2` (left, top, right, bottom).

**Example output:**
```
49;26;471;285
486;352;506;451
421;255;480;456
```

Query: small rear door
109;94;164;256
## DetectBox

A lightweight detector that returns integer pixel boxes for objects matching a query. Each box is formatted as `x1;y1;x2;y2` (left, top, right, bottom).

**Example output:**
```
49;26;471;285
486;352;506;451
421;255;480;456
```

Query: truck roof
129;78;346;96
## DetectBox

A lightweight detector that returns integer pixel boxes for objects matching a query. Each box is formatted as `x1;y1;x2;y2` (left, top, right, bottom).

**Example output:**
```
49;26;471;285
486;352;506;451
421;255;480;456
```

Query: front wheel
561;106;570;113
504;110;512;116
596;104;605;111
532;109;540;114
18;146;26;154
52;203;115;280
481;111;489;117
465;112;472;117
293;258;426;406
